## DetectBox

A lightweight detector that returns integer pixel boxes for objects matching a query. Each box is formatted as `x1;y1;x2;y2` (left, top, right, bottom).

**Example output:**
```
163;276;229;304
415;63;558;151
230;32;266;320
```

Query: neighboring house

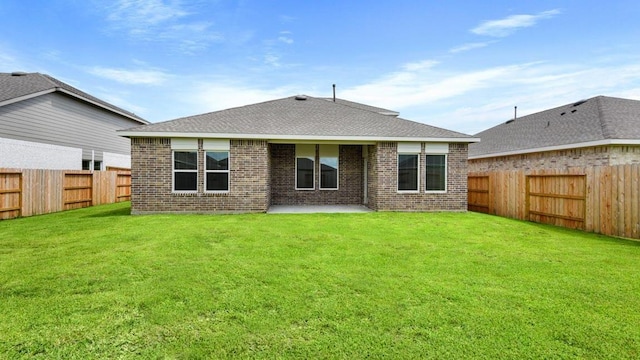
0;72;148;170
119;95;479;214
469;95;640;171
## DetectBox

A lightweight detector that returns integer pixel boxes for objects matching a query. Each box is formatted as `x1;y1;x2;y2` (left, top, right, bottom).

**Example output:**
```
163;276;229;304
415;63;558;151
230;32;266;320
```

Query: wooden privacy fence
468;164;640;240
0;169;131;220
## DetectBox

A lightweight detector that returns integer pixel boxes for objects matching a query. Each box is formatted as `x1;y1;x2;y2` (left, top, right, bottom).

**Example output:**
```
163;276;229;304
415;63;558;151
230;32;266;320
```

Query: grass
1;202;639;359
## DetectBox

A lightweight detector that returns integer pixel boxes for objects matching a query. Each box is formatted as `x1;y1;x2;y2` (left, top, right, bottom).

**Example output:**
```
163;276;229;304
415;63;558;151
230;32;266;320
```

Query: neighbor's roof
0;72;148;124
119;95;477;143
469;95;640;159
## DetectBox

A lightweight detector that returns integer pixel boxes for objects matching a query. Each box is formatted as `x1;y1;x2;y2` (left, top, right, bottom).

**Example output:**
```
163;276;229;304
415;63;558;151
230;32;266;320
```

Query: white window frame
397;142;420;193
295;144;315;190
425;154;448;193
203;139;230;194
172;150;198;193
204;150;230;193
424;143;449;194
319;144;339;190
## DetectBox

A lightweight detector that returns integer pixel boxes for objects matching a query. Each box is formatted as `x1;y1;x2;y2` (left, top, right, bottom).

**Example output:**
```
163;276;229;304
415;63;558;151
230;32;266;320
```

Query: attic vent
573;99;587;107
11;71;28;76
505;119;515;124
295;95;307;101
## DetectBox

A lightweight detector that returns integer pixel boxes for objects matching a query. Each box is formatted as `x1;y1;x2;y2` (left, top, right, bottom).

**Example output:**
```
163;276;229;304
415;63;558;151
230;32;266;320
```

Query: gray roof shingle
469;95;640;158
121;95;475;141
0;72;147;124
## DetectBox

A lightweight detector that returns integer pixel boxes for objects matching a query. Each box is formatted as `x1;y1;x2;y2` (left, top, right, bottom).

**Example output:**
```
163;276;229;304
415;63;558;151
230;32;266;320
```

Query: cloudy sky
2;0;640;134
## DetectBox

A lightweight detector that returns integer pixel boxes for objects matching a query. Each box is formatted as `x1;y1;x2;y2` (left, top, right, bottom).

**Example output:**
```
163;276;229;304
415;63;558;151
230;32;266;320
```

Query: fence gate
468;175;490;213
526;174;586;230
116;172;131;202
0;171;22;220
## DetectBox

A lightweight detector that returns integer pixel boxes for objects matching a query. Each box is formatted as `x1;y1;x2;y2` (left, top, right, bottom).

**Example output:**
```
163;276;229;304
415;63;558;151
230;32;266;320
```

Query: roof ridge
38;73;61;89
594;96;612;139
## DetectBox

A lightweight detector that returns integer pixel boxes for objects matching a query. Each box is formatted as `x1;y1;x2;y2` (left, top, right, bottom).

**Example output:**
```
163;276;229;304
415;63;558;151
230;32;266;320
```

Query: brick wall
371;142;468;211
270;144;363;205
468;145;640;172
130;138;269;214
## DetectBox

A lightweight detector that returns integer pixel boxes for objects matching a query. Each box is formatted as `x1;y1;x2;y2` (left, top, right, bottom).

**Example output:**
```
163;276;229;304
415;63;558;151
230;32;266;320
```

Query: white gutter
117;130;481;143
468;139;640;160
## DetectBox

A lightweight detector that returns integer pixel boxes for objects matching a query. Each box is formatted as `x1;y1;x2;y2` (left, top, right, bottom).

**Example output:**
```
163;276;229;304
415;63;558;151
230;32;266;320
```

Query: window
93;161;102;171
424;143;449;193
296;144;315;190
205;151;229;192
173;151;198;192
425;155;447;192
398;154;419;191
319;144;338;190
82;160;91;170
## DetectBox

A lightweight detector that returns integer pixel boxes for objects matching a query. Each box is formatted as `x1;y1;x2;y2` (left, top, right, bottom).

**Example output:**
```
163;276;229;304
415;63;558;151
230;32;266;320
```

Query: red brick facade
270;144;363;205
130;138;270;214
130;138;469;213
368;142;469;211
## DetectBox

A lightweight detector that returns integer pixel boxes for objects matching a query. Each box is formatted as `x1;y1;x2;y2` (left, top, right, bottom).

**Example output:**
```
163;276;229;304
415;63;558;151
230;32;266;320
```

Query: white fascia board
0;89;56;108
468;139;640;160
57;88;149;125
118;131;480;144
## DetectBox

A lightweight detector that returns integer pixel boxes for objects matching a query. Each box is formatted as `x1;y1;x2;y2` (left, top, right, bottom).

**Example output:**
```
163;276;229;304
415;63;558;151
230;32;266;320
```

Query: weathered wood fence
0;168;131;220
468;164;640;239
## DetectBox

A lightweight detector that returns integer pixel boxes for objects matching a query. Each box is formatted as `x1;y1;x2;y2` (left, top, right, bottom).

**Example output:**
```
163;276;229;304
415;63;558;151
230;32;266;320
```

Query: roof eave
0;89;56;107
56;88;149;125
117;130;480;143
468;139;640;160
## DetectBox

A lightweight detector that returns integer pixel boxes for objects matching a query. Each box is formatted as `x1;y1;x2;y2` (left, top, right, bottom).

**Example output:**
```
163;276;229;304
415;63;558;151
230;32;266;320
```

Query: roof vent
295;95;307;101
571;109;577;113
11;71;28;76
505;119;514;124
573;99;587;107
560;112;566;116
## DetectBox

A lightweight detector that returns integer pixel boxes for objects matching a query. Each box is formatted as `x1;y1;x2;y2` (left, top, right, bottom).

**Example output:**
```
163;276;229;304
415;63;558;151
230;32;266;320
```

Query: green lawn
1;202;639;359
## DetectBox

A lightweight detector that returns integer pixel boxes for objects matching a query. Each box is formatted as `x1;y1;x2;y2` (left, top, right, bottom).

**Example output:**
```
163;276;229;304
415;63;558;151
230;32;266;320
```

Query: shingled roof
469;95;640;159
120;95;477;142
0;72;147;124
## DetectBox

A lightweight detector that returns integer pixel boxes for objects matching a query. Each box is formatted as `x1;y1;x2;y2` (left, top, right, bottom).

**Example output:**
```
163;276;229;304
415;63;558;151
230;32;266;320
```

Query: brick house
469;95;640;171
119;95;479;214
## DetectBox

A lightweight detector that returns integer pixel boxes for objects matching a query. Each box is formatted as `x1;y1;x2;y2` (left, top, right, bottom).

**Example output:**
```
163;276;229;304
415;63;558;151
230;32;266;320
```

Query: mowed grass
1;203;639;359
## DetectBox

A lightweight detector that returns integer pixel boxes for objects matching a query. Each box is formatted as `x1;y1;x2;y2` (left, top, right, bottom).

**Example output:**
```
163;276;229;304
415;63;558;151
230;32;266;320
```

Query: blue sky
2;0;640;134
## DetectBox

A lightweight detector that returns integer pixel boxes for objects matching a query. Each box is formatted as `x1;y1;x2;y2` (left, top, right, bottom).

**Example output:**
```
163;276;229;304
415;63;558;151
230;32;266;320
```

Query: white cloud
186;82;296;115
102;0;222;53
449;41;494;54
88;67;170;85
340;58;640;134
472;9;561;37
278;36;293;44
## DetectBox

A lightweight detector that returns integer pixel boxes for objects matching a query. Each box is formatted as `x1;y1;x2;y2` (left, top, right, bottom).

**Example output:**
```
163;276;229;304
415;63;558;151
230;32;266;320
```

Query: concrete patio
267;205;373;214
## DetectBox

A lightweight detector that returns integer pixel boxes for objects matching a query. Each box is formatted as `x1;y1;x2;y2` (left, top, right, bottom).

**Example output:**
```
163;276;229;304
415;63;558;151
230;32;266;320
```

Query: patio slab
267;205;373;214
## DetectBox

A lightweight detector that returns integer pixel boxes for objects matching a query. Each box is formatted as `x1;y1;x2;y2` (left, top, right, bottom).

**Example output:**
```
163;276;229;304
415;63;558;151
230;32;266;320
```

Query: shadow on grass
84;206;131;218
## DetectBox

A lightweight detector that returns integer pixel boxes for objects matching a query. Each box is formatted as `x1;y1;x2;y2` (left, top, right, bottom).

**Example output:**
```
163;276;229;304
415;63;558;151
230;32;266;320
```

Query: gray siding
0;92;139;160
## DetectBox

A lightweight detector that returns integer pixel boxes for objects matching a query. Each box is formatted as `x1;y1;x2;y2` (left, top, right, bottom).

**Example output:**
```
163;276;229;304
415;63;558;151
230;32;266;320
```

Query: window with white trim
205;151;229;192
296;144;315;190
319;144;338;190
173;151;198;192
397;142;420;192
203;139;231;193
172;138;198;192
425;143;449;193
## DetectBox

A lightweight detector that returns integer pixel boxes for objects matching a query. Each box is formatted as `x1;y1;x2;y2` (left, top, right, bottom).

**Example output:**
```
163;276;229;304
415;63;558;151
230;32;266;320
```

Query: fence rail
469;164;640;240
0;168;131;220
